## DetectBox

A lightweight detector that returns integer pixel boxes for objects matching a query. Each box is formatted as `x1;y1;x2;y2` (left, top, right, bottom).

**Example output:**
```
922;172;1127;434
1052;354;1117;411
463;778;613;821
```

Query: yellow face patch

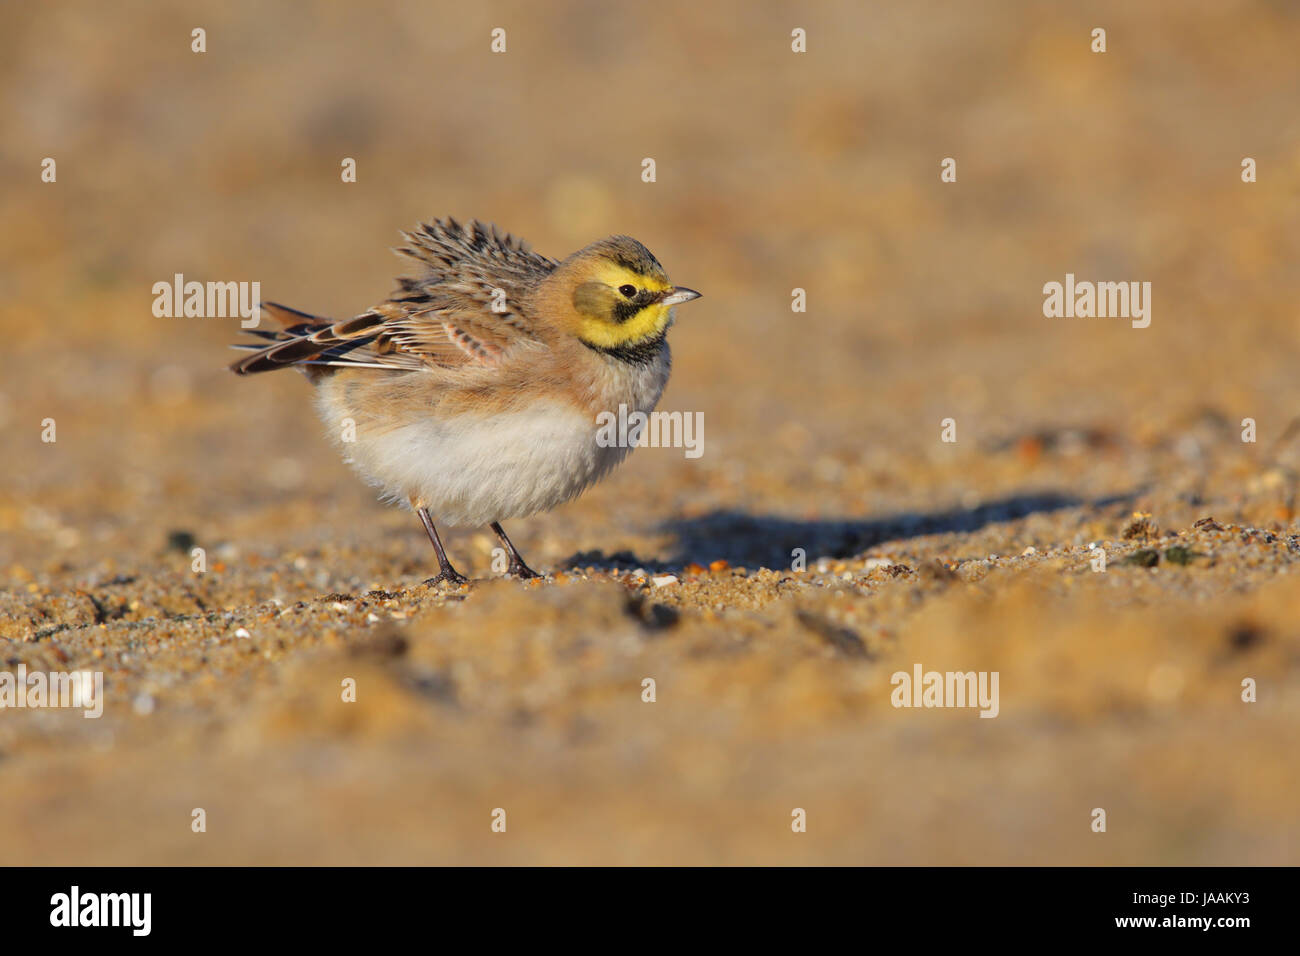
589;261;672;295
576;301;672;350
572;262;674;351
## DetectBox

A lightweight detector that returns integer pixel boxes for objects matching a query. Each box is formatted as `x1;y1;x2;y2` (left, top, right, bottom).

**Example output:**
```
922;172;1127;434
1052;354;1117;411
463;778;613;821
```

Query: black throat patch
582;331;667;366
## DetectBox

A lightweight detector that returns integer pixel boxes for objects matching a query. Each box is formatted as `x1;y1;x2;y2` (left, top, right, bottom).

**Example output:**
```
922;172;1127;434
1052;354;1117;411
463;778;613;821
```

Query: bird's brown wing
230;218;558;376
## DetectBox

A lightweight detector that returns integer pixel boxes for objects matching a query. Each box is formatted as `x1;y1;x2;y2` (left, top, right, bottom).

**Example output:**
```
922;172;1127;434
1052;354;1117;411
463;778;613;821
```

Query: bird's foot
507;561;543;580
423;568;468;587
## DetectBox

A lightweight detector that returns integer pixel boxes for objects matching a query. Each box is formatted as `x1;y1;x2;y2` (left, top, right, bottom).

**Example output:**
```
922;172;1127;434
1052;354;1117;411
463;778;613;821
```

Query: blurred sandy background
1;0;1298;864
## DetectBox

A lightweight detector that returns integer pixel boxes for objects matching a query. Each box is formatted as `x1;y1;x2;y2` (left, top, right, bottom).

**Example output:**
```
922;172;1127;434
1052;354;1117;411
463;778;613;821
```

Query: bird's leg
417;507;467;586
490;521;542;579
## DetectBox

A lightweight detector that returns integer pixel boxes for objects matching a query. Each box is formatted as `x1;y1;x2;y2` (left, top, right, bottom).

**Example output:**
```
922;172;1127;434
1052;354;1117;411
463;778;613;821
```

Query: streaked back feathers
229;219;692;378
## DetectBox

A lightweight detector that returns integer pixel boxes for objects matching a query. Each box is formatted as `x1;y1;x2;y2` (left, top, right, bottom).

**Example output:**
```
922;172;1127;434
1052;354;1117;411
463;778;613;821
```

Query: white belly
351;400;633;526
316;351;670;526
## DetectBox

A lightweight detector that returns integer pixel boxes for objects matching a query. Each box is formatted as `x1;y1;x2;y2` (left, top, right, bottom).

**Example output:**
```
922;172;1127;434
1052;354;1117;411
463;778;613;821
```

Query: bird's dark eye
618;284;637;298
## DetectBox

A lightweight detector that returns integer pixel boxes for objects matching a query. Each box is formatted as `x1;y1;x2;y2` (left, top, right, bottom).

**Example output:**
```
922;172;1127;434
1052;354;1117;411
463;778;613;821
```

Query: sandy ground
2;0;1299;864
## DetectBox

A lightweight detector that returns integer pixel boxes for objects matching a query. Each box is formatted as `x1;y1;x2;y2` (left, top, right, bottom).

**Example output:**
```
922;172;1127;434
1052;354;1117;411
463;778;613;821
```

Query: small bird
231;218;701;584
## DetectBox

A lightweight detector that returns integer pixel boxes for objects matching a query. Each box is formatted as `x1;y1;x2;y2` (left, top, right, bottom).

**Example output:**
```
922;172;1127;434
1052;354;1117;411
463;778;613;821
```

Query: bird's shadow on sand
562;490;1139;574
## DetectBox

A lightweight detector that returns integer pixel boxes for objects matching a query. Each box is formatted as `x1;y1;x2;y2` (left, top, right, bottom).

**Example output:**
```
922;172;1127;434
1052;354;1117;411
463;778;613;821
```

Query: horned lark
231;218;701;584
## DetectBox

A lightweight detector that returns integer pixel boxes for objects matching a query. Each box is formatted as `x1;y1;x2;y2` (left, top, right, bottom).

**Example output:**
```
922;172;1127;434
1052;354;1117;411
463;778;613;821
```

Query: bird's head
545;236;700;361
